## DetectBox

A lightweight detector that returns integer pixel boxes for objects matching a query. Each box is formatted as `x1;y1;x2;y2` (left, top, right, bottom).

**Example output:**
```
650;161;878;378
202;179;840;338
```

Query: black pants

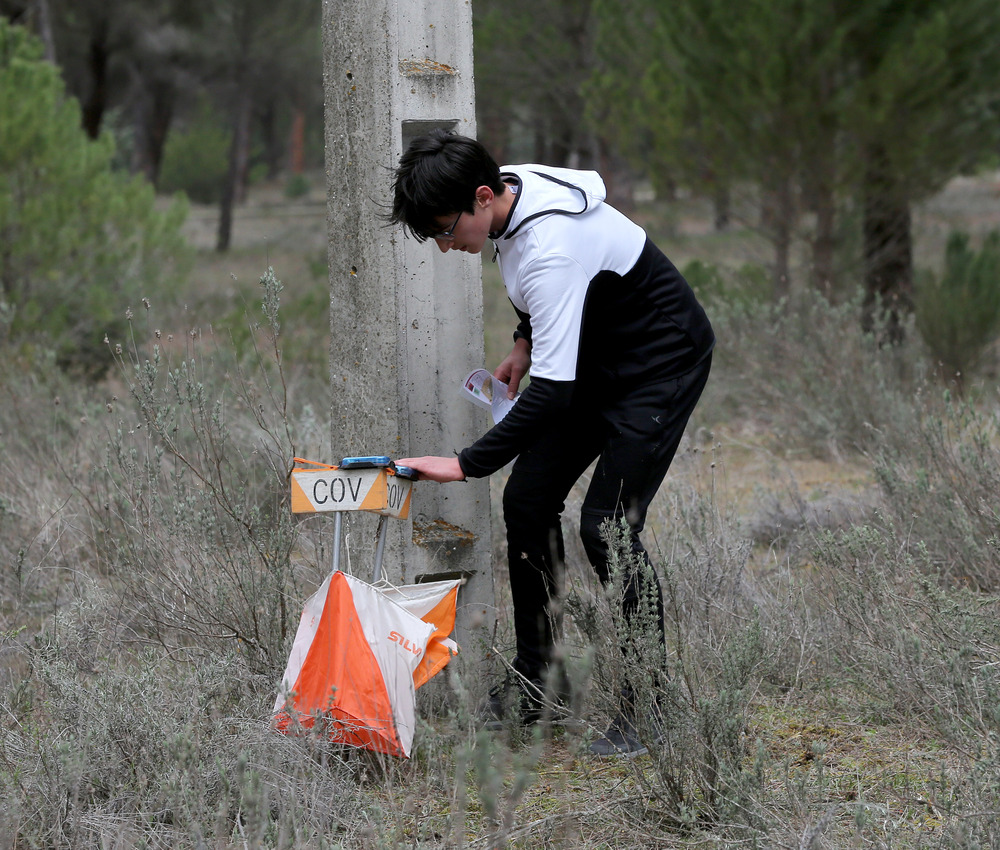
502;355;712;685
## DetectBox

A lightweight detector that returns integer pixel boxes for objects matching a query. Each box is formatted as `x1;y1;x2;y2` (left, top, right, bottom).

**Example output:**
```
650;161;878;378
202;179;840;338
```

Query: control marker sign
291;468;412;518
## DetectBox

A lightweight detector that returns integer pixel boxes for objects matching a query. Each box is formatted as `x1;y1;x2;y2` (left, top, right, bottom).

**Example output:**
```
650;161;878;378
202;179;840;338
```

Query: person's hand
493;338;531;399
396;456;466;483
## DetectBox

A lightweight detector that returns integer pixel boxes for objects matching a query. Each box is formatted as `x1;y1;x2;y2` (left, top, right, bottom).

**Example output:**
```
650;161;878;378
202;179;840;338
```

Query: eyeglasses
429;211;462;241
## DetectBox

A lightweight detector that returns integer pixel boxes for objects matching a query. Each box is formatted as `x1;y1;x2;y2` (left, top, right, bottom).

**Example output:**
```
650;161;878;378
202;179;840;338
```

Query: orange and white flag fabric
272;571;460;757
379;578;461;689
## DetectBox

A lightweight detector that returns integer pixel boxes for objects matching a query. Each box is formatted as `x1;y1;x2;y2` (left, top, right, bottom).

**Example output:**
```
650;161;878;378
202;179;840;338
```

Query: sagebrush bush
98;268;320;673
700;287;926;458
871;395;1000;591
0;267;457;849
814;521;1000;734
804;519;1000;850
566;494;772;835
0;357;108;643
0;583;371;849
8;244;1000;847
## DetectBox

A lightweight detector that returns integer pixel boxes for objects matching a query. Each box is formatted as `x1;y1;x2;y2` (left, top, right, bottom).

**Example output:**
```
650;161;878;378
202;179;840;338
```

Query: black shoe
479;675;544;731
589;711;658;758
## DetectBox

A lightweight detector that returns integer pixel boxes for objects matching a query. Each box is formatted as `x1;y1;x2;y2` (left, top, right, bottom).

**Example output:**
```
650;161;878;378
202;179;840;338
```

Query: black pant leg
579;356;712;651
502;414;607;684
501;355;711;685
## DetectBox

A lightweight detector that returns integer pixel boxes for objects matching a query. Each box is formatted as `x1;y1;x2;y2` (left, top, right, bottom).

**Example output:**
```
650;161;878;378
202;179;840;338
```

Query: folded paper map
462;368;520;424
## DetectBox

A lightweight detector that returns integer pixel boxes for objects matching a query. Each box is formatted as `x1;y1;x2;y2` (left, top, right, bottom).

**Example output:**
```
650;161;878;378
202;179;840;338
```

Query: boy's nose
435;238;452;253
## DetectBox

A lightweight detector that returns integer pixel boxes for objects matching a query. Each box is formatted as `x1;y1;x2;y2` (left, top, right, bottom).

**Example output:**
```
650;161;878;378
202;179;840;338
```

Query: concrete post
322;0;494;650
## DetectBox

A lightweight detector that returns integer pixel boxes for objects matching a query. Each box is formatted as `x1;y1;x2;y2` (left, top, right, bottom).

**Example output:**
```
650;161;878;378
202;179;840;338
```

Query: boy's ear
475;185;495;207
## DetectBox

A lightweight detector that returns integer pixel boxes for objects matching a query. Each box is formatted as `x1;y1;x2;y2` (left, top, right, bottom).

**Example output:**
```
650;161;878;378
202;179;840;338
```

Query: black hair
389;130;504;242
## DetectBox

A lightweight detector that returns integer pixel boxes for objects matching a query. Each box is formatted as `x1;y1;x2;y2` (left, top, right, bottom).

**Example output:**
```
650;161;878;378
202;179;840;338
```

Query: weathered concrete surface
322;0;494;649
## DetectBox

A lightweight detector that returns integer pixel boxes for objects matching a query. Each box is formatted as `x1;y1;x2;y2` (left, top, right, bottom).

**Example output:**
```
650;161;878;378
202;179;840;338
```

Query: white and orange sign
273;570;461;757
290;467;412;518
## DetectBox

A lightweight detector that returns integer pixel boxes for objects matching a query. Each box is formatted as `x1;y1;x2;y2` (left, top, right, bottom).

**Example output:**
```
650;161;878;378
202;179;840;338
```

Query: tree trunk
478;109;508;166
598;136;633;213
36;0;57;64
289;105;306;174
1;236;14;301
862;144;912;342
805;75;838;297
82;36;109;139
131;80;175;185
810;180;836;296
762;176;794;299
713;183;731;232
260;100;282;180
217;87;253;253
548;125;571;166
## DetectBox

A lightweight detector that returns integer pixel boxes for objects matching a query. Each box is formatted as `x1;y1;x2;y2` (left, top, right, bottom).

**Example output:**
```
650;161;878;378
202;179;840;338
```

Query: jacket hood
493;164;607;240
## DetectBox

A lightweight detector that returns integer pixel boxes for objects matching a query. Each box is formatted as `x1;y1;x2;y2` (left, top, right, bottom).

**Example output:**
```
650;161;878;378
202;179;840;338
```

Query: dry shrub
565;487;774;837
0;582;369;849
0;265;461;846
8;258;1000;848
806;520;1000;844
702;288;925;458
810;522;1000;739
871;395;1000;591
0;359;105;626
97;268;323;673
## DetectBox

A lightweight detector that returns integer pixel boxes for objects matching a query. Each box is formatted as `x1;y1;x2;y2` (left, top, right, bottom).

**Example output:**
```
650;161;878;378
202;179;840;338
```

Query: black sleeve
458;377;573;478
511;303;532;345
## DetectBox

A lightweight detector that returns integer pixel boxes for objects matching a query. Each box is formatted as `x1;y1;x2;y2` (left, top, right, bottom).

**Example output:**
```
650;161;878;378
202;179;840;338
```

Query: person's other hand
493;338;531;399
395;456;466;483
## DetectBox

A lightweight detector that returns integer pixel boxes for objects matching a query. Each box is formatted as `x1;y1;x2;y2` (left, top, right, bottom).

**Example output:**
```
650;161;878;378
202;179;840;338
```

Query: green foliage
589;0;849;204
916;231;1000;384
0;20;190;377
841;2;1000;193
682;258;772;308
588;0;1000;295
473;0;597;162
284;173;310;199
158;97;230;204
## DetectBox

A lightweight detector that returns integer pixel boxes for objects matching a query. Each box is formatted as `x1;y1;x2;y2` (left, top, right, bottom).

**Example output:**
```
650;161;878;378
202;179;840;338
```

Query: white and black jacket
458;164;714;478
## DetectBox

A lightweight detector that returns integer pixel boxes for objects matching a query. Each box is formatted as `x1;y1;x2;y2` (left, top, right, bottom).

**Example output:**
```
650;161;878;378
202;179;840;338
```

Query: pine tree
589;0;1000;319
0;19;188;375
